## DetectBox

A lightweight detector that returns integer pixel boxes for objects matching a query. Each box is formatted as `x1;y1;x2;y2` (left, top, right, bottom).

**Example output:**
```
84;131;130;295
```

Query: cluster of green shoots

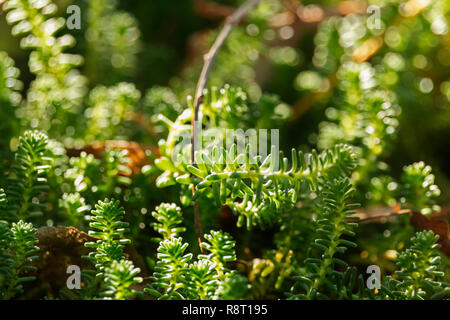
0;0;449;301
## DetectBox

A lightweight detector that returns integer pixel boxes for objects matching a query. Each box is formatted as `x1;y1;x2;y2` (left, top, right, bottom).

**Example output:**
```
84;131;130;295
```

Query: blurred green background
1;0;450;298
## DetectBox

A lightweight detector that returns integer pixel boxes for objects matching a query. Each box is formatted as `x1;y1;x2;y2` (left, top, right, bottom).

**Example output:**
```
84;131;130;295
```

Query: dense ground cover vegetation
0;0;449;300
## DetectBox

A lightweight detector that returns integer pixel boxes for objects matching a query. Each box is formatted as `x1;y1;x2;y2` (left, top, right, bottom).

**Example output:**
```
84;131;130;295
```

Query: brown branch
183;1;363;76
410;210;450;257
351;0;431;63
290;0;432;121
194;0;235;20
290;73;337;120
36;226;148;272
190;0;262;138
190;0;262;243
354;205;450;257
66;140;157;175
32;226;149;297
355;208;411;223
128;110;156;136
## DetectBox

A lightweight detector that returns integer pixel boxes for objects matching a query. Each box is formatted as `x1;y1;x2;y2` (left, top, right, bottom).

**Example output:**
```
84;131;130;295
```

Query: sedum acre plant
0;0;449;302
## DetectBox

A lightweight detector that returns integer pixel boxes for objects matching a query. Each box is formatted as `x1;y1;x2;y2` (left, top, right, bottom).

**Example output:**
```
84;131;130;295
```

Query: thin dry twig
194;0;235;19
355;208;411;223
190;0;262;243
289;0;432;121
354;206;450;257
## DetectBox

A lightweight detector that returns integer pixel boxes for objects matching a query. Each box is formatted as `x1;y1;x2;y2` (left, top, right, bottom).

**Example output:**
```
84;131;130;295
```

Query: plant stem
190;0;262;243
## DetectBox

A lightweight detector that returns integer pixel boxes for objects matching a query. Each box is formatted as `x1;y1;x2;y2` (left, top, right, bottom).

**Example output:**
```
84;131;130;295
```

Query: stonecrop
0;0;449;300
